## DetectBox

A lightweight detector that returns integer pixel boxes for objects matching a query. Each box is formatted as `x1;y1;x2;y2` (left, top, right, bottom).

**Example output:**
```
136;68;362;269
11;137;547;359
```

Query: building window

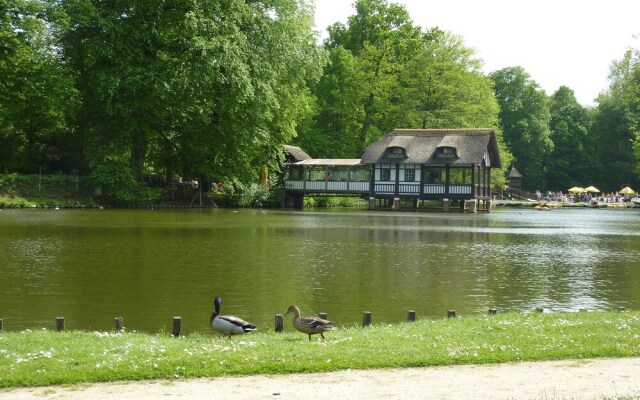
404;169;415;182
380;168;391;181
386;147;406;159
423;168;444;184
436;147;456;159
449;168;472;184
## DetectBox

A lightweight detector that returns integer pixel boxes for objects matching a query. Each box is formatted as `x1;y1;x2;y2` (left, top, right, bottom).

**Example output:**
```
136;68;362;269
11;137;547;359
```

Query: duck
285;305;335;341
210;297;257;339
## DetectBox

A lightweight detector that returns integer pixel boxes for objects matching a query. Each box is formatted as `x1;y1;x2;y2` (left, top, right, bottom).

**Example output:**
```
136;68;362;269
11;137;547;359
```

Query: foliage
1;311;639;387
307;196;368;207
490;67;553;191
62;0;324;185
0;173;84;198
0;195;34;208
89;161;163;205
0;0;80;174
546;86;593;190
601;48;640;187
309;0;424;153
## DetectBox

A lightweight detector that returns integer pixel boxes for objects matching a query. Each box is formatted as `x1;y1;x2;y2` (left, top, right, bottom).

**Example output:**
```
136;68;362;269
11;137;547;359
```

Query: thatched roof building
360;128;501;168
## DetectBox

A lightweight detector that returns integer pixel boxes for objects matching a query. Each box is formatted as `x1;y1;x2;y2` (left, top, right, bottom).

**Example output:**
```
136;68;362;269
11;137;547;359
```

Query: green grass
1;311;639;388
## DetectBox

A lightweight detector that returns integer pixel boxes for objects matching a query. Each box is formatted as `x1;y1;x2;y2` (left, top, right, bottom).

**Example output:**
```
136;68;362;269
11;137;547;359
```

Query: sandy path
2;358;640;400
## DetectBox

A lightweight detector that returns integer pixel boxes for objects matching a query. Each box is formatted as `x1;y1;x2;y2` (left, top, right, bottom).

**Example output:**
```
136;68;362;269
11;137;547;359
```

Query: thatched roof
294;159;362;166
283;145;311;162
360;129;502;168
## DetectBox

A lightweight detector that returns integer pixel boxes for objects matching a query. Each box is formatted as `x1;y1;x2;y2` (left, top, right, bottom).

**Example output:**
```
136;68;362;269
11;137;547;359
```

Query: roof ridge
391;128;493;136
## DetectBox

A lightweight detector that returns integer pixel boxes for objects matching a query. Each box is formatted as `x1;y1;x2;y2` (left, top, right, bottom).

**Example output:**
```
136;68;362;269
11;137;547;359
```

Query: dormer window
386;146;406;159
436;146;456;159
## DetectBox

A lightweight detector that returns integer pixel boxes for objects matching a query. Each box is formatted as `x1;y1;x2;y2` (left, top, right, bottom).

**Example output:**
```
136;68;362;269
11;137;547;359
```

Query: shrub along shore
0;311;639;388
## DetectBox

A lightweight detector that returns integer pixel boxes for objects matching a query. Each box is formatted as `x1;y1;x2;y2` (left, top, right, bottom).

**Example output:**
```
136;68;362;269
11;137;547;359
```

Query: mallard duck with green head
210;297;257;339
285;304;335;340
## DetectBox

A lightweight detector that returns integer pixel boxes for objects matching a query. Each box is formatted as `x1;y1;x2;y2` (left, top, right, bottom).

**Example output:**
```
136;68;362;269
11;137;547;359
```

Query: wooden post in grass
362;311;372;327
407;310;416;322
488;308;497;315
535;307;544;313
447;310;456;318
172;316;182;337
275;314;284;333
56;317;65;332
319;312;328;320
115;317;123;332
0;319;3;331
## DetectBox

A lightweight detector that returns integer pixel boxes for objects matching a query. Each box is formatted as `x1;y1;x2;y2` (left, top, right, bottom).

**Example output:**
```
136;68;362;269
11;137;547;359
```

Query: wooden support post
0;318;3;331
115;317;123;332
392;197;400;210
488;308;497;315
368;197;376;210
447;310;456;318
618;306;626;312
172;316;182;337
535;307;544;313
319;312;328;320
362;311;372;327
407;310;416;322
467;199;477;213
56;317;65;332
442;198;450;212
275;314;284;333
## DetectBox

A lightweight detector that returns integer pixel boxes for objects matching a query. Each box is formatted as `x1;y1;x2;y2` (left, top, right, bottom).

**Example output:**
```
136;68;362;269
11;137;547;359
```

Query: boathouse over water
283;128;501;211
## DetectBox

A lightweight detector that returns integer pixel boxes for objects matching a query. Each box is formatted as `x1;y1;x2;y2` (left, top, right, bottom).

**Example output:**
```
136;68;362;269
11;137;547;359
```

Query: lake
1;207;639;334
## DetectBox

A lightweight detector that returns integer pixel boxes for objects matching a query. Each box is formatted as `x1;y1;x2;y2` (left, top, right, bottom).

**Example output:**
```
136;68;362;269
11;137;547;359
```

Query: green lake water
1;207;640;334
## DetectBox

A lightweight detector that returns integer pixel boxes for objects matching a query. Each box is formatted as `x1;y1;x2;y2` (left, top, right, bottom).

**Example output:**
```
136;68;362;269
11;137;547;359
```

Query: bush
89;161;164;205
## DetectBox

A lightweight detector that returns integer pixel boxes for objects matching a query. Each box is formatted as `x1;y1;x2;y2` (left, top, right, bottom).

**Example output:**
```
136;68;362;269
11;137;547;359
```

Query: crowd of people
534;190;637;204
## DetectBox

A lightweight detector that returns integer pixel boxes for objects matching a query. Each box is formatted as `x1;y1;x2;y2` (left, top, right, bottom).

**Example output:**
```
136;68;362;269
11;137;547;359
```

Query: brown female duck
285;305;335;340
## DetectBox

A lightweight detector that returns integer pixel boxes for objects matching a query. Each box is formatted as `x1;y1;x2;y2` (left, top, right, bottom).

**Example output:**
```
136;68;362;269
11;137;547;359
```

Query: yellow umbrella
584;186;600;193
568;186;584;194
619;186;636;195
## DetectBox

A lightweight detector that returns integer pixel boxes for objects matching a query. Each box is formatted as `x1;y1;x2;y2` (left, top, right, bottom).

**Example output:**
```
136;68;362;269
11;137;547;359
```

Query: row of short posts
0;307;629;334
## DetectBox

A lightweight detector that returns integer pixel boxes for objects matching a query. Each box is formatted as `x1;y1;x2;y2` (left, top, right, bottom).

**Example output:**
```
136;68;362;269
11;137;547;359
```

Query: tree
63;0;324;184
396;29;500;129
589;49;639;190
0;0;78;173
546;86;592;190
490;67;553;191
323;0;423;151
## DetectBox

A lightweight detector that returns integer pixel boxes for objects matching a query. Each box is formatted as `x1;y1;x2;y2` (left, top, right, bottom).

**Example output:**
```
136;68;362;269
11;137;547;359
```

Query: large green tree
0;0;78;173
322;0;423;151
545;86;592;190
396;29;499;129
490;67;553;191
63;0;323;184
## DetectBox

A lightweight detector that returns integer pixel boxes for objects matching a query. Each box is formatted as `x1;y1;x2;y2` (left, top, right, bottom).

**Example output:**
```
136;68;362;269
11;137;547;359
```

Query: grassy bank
1;311;639;388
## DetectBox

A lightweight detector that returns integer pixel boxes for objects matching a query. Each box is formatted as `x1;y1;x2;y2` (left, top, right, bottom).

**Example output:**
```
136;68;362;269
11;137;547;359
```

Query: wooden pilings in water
56;317;65;332
362;311;372;327
115;317;124;332
275;314;284;333
172;316;182;337
1;306;635;333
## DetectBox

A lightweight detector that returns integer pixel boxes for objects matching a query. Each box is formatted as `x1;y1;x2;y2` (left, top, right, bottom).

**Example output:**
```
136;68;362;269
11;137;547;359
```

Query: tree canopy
1;0;639;197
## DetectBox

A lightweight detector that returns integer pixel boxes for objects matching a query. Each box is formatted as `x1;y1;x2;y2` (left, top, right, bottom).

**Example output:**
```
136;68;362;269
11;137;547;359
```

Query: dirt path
2;358;640;400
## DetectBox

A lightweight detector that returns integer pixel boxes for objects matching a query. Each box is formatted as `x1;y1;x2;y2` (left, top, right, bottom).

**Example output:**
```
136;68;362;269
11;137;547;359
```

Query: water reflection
1;208;639;333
